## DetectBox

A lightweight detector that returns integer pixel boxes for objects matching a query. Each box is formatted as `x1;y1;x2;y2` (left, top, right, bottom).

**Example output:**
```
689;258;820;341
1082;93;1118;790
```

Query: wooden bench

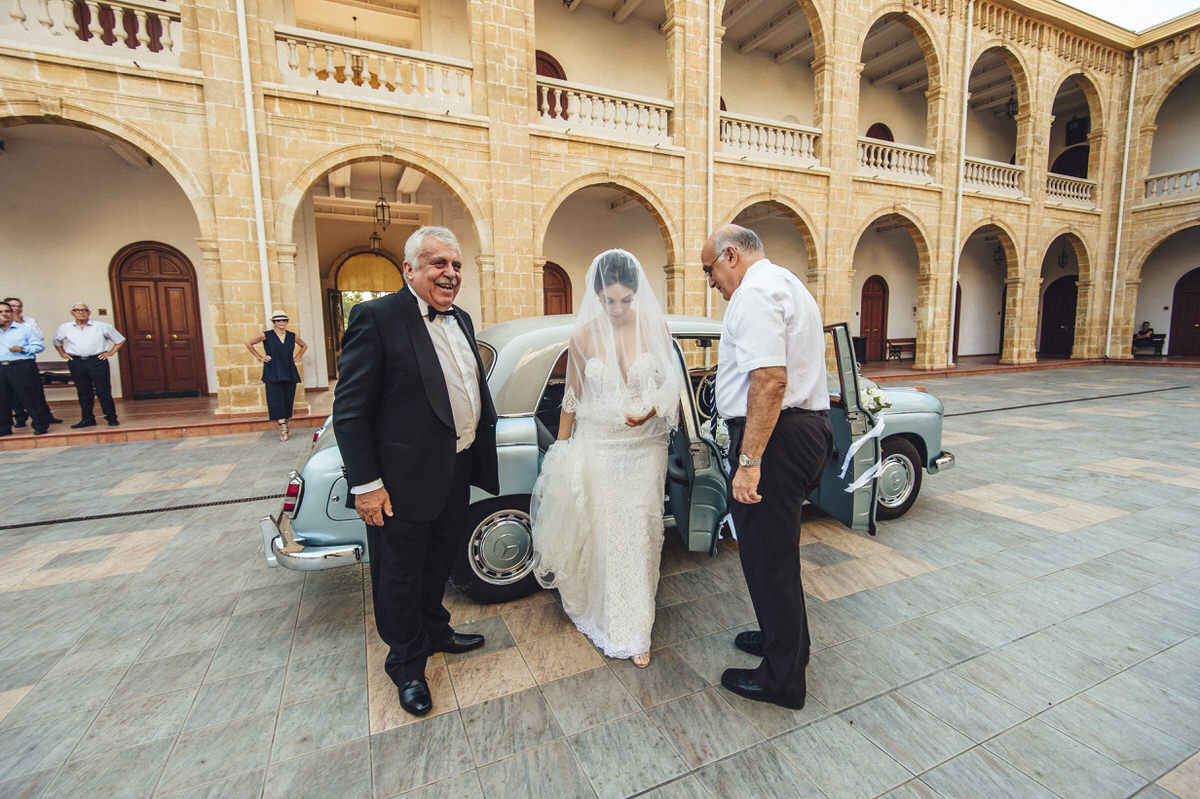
38;360;73;386
1132;333;1166;357
886;338;916;361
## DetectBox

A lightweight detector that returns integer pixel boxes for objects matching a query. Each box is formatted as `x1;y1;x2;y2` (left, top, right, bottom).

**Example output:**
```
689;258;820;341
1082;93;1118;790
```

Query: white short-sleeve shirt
715;259;830;419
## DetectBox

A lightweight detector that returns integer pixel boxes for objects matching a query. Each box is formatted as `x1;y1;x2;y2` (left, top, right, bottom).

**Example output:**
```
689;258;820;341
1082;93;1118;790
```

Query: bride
532;249;680;668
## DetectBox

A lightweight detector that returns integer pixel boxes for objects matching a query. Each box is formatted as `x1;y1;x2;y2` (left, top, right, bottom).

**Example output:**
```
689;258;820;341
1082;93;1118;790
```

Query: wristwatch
738;454;762;467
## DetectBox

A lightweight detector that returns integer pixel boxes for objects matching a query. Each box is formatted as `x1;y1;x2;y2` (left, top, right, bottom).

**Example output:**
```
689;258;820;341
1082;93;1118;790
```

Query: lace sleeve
562;385;580;414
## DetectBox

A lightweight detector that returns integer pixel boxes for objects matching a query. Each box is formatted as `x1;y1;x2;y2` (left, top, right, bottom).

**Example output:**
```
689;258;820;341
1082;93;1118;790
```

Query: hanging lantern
369;230;381;252
1004;86;1018;119
375;160;390;229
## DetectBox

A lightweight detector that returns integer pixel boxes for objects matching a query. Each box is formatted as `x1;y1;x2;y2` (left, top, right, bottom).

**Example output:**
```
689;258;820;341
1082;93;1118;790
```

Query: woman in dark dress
245;310;308;440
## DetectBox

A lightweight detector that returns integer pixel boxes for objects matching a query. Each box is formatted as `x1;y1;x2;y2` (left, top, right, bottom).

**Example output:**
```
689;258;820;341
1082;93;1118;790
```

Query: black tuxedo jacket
332;289;499;522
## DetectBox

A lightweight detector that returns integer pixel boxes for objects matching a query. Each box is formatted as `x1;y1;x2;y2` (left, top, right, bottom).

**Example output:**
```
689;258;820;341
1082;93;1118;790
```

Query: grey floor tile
281;647;365;705
476;740;595;799
155;710;276;795
806;601;875;646
609;647;709;709
0;768;56;799
0;667;125;729
898;670;1028;742
460;687;563;766
1042;613;1158;670
922;746;1059;799
833;631;941;687
1085;672;1200;746
441;616;516;665
669;631;759;687
539;666;640;736
840;693;974;774
0;650;66;693
289;619;365;663
42;738;173;799
1112;592;1200;635
568;714;687;799
805;649;889;712
660;568;731;601
271;686;368;763
953;651;1075;714
111;650;213;704
206;631;294;683
222;604;298;645
139;618;227;662
372;712;475;797
997;632;1116;691
774;715;912;798
983;718;1145;799
636;775;712;799
263;738;371;799
883;615;989;667
0;710;98;783
649;601;725;649
688;590;757;630
155;767;266;799
922;603;1027;649
1131;649;1200;702
1040;695;1195;781
71;688;195;761
45;631;152;680
720;686;831;738
296;592;364;629
647;688;763;769
878;779;948;799
696;742;825;798
398;770;484;799
184;666;284;732
233;582;304;616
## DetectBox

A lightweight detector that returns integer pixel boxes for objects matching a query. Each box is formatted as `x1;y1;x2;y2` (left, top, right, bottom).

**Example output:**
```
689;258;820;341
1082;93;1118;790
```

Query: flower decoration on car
858;381;892;414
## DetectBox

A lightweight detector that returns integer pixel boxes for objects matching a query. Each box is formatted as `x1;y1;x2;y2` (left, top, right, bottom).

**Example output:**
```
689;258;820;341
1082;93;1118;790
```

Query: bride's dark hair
592;250;640;293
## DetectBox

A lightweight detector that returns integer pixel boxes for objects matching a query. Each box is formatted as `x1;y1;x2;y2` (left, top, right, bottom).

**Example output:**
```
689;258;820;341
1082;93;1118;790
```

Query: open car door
808;323;880;535
667;337;728;554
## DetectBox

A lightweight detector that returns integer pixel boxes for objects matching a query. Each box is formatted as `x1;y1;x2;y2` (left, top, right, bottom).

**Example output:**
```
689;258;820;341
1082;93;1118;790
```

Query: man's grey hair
404;226;460;267
713;226;765;257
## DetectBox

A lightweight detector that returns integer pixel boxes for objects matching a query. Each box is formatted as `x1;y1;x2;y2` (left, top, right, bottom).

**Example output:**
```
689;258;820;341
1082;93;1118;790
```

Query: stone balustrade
1144;166;1200;201
275;25;472;114
3;0;179;64
857;138;935;181
720;112;820;166
964;155;1024;196
1046;173;1096;205
536;76;672;146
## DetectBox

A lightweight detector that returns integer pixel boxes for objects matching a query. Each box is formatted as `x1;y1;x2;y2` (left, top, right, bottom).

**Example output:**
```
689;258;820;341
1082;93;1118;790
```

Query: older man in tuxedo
334;226;498;716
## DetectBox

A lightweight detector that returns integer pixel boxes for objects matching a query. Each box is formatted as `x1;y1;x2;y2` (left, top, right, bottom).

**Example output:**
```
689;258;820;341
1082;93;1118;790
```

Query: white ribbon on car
840;416;885;492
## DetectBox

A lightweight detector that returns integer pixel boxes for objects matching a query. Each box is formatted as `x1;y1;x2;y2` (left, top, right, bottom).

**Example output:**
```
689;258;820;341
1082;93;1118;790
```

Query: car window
673;335;720;423
534;349;569;437
824;329;846;408
477;342;496;378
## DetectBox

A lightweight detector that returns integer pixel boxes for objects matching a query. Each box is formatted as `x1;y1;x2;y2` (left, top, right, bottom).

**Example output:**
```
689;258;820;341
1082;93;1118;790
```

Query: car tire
450;495;540;604
876;437;922;520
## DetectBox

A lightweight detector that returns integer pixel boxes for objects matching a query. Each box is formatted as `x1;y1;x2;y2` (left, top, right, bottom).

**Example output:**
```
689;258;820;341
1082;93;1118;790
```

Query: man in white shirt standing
52;304;126;428
702;224;834;710
3;296;62;429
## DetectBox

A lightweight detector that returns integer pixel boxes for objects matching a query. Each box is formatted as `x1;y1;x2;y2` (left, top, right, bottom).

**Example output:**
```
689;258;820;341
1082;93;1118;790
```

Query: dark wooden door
111;243;206;398
1169;267;1200;356
543;262;571;315
860;276;888;362
1039;275;1077;356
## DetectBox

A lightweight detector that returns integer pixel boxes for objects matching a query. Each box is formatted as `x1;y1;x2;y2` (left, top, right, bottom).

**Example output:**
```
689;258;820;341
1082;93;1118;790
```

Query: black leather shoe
733;631;809;666
71;420;96;429
33;428;49;435
106;418;120;426
721;668;805;709
0;430;10;437
431;632;485;654
49;417;64;424
398;678;432;716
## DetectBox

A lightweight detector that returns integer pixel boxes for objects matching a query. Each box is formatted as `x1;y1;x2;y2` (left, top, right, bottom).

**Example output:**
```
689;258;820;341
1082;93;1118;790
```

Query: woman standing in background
245;310;307;440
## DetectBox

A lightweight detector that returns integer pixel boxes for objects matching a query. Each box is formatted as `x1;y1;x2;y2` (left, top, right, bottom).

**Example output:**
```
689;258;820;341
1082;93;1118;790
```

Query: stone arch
1131;219;1200;283
1048;70;1105;133
971;43;1033;121
533;173;680;268
1140;57;1200;131
720;192;823;274
0;106;217;243
962;218;1022;278
857;8;945;95
851;207;933;277
1041;227;1092;281
274;143;492;255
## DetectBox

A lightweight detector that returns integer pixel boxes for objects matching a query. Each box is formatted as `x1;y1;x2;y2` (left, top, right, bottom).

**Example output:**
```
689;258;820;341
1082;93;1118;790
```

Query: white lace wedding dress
532;353;674;658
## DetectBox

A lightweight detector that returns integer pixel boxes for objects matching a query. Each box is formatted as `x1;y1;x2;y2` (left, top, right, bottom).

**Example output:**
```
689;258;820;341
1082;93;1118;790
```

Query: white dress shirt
17;315;42;342
53;319;126;356
715;258;830;419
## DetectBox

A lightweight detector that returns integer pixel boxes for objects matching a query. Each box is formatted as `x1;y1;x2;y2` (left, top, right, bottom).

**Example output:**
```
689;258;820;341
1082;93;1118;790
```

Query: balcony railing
3;0;180;64
963;156;1024;196
275;25;472;114
1046;173;1096;205
1144;167;1200;201
857;138;934;182
720;112;819;167
535;76;671;146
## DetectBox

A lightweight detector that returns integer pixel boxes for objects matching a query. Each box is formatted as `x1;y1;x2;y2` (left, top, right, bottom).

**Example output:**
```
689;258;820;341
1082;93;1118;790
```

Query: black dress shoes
70;419;96;429
106;418;120;426
733;630;809;666
721;668;806;709
50;417;63;424
398;678;432;716
430;632;485;654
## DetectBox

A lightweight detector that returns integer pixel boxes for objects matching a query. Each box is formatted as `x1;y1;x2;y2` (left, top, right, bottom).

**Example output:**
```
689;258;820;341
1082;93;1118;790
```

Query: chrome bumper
933;450;955;471
259;514;363;571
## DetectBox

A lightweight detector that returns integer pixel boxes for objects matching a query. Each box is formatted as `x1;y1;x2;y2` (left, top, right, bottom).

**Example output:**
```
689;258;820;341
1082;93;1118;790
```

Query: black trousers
728;409;833;702
0;360;52;433
264;381;297;421
367;450;471;685
68;356;117;422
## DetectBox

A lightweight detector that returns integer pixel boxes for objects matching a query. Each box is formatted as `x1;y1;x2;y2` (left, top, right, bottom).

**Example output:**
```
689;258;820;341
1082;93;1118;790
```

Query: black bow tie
427;306;456;322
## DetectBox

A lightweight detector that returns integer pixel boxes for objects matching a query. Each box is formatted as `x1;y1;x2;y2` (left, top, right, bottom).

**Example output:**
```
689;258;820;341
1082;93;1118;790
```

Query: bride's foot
632;652;650;668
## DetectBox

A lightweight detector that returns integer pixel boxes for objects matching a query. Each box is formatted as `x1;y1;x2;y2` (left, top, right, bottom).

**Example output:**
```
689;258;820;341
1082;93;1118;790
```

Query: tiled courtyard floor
0;365;1197;798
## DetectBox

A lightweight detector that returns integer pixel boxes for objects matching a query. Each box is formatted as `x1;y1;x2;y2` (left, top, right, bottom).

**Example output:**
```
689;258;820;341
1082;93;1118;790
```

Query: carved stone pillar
275;243;308;413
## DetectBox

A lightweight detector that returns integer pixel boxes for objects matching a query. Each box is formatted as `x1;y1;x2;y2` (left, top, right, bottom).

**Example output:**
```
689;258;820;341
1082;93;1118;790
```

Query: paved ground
0;365;1197;798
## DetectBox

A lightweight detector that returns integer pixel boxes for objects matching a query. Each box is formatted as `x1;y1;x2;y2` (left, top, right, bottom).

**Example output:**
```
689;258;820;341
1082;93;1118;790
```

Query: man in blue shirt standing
0;300;53;436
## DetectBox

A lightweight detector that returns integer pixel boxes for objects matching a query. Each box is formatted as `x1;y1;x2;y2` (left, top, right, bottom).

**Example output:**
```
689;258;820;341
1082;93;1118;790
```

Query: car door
808;323;880;535
667;336;728;554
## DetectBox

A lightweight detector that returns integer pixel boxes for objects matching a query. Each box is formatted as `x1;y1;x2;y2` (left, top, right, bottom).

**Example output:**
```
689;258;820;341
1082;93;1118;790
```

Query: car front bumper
259;513;363;571
933;450;955;471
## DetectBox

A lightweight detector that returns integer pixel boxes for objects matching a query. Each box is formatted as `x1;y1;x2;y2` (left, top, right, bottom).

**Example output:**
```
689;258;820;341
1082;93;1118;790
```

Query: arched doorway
110;242;206;399
1040;275;1078;356
327;251;404;375
860;276;889;362
536;50;567;120
1169;267;1200;355
865;123;894;142
543;262;571;314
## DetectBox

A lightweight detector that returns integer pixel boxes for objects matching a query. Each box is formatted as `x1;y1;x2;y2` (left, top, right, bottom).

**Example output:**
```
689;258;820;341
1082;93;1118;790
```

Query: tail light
283;471;304;517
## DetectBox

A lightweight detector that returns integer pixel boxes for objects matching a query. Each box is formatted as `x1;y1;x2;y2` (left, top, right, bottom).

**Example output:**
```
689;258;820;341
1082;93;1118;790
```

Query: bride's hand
625;409;656;427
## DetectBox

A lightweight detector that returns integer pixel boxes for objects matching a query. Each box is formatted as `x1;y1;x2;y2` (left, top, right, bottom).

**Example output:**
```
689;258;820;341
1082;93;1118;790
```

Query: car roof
478;314;723;416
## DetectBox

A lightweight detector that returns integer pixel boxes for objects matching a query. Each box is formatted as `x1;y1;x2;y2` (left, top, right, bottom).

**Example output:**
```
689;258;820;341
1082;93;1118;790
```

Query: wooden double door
111;242;207;398
1169;267;1200;356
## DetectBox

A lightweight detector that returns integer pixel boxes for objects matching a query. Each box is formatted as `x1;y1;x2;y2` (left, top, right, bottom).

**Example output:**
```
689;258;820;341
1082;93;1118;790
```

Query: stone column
274;243;308;413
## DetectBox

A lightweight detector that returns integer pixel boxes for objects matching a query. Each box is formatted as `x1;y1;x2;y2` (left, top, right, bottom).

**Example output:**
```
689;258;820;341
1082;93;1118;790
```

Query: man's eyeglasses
702;248;729;278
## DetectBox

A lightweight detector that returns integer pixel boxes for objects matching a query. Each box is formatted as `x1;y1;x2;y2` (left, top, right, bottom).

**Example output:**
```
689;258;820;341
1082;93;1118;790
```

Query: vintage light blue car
259;318;953;603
